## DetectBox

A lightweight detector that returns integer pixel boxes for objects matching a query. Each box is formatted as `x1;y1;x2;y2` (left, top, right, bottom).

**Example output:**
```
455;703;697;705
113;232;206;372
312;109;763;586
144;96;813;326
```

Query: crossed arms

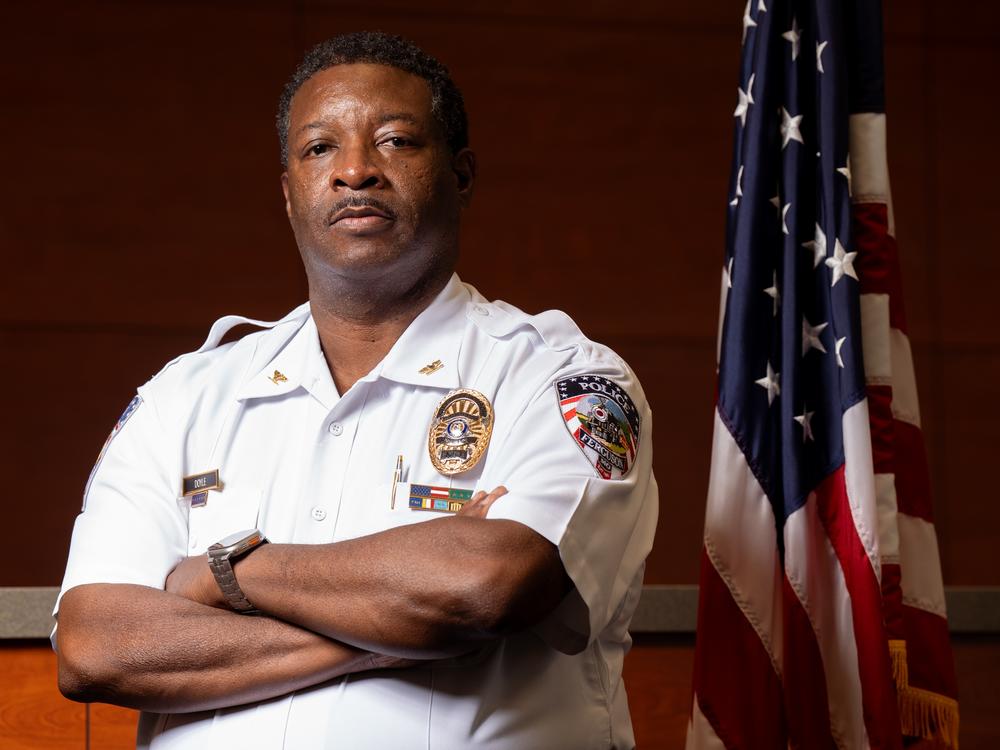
56;487;570;713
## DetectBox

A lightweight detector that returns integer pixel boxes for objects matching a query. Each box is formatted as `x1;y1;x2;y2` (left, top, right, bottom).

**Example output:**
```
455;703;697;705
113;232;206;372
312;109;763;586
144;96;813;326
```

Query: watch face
218;529;259;548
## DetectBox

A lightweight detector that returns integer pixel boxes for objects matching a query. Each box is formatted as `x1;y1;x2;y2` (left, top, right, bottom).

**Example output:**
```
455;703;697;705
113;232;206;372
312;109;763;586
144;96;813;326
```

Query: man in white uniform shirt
55;32;658;749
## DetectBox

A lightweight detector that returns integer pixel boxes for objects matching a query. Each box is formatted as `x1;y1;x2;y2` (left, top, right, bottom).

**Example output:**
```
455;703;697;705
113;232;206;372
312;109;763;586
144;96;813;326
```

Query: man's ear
280;172;292;219
452;148;476;208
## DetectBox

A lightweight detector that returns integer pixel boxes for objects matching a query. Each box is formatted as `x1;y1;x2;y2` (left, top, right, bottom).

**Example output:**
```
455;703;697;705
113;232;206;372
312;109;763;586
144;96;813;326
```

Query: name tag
183;469;222;497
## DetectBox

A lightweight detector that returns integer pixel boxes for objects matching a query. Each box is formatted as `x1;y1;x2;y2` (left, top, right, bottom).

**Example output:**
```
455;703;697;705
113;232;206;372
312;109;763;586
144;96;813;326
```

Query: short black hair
276;31;469;166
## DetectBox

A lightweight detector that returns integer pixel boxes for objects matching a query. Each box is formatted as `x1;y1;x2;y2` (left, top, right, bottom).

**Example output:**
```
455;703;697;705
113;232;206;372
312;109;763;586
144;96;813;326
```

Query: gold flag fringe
889;639;960;749
888;639;909;687
898;685;960;749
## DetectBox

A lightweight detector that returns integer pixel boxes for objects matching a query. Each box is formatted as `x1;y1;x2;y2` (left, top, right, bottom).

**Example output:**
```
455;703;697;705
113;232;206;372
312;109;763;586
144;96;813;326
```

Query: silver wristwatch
208;529;269;614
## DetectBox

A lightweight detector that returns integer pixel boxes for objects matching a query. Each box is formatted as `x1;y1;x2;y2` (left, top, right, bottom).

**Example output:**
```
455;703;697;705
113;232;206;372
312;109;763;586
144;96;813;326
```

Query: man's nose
331;141;384;191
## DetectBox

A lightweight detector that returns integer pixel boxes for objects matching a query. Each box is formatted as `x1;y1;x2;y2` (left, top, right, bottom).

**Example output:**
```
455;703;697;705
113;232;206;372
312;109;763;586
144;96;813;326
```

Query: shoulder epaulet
150;303;311;382
469;300;589;354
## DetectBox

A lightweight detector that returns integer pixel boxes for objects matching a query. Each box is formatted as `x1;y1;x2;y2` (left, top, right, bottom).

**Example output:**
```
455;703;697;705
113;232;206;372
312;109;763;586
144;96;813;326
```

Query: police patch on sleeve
556;375;640;480
82;394;143;510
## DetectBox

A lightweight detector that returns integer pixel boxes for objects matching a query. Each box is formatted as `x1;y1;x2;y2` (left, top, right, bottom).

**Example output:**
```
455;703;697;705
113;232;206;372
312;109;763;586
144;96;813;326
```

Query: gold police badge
427;389;494;476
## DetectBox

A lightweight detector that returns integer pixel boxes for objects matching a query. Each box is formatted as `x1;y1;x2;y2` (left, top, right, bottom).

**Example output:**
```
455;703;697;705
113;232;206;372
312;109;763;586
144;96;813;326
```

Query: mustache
326;196;397;224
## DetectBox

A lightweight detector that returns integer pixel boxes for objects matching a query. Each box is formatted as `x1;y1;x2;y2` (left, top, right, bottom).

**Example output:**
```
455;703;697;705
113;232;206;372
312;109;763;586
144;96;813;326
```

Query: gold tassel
888;639;909;688
888;639;959;748
898;684;960;749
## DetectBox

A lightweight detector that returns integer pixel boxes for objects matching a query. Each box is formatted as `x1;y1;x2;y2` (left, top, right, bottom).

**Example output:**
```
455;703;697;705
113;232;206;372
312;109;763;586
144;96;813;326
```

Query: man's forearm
56;583;386;713
221;516;568;658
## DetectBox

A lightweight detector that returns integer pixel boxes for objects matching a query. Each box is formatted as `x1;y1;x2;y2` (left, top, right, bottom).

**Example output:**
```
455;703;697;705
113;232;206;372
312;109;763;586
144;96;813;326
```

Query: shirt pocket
185;487;262;555
335;480;456;541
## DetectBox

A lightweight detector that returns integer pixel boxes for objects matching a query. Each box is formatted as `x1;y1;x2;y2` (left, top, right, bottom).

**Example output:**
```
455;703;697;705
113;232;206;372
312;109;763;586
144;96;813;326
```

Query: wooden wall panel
0;643;83;750
1;0;998;589
89;703;139;750
917;17;1000;584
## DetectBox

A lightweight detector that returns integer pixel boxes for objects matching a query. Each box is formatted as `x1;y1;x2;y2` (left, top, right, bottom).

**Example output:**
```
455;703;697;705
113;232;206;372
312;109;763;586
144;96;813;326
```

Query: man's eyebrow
296;113;421;136
377;112;420;126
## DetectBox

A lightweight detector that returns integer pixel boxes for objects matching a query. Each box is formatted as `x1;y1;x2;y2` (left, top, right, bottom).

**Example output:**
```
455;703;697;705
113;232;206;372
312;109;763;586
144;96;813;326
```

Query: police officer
55;32;657;749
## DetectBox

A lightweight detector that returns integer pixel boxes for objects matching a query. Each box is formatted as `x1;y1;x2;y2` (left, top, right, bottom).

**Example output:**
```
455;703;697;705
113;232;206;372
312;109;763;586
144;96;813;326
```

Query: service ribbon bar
408;484;474;513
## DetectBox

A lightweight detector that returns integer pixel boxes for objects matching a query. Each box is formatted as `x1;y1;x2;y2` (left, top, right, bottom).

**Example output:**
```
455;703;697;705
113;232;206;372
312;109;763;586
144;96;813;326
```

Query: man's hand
165;553;223;608
456;485;507;518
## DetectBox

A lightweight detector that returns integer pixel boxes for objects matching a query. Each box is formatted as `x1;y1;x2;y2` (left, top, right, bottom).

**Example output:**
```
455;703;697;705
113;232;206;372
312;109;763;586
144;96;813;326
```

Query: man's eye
308;144;330;156
382;137;411;148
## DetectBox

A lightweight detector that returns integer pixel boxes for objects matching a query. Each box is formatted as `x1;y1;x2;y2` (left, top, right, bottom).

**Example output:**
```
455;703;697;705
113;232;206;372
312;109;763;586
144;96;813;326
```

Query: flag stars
734;74;755;127
802;223;827;269
782;18;801;61
825;238;858;286
816;40;829;73
730;165;744;206
755;362;781;406
764;272;780;316
802;317;829;355
781;203;791;235
794;408;816;443
837;156;852;196
780;108;804;148
742;0;757;44
835;336;847;368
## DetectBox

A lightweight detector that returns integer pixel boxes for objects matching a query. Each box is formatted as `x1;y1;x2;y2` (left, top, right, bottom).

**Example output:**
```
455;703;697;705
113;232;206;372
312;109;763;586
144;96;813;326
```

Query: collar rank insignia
269;370;288;384
419;359;444;375
557;375;641;480
427;389;494;476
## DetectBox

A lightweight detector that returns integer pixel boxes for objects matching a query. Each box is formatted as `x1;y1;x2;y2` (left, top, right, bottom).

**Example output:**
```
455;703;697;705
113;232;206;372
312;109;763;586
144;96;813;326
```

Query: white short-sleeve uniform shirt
57;275;658;750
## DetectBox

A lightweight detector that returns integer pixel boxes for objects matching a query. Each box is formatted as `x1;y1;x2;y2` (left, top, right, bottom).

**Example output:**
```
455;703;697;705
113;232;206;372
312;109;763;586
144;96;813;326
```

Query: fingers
457;486;508;518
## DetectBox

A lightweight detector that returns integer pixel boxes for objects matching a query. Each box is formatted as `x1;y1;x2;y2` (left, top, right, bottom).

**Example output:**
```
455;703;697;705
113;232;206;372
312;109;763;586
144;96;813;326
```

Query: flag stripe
704;409;782;671
892;421;934;523
901;605;958;698
897;514;947;618
814;462;902;750
782;507;855;749
887;330;920;427
693;548;787;750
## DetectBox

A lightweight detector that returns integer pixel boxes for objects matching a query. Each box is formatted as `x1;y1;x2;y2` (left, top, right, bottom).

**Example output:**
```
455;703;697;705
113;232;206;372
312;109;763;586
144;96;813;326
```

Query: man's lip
330;207;393;225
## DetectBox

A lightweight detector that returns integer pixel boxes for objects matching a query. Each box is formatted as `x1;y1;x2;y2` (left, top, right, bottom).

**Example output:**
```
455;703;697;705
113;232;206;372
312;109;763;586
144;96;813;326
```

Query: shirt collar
369;273;469;390
237;274;470;402
236;315;317;402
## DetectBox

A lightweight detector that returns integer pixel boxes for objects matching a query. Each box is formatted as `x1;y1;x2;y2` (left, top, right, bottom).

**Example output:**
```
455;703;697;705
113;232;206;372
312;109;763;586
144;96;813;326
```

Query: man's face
282;63;474;286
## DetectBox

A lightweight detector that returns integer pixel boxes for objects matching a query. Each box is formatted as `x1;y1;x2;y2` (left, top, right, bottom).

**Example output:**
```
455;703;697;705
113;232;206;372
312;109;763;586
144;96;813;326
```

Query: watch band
208;553;261;613
207;530;269;614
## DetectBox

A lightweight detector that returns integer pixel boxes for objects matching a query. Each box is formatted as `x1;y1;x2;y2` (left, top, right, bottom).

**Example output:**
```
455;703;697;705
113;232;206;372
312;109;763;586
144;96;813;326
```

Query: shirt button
328;422;343;436
473;305;490;316
311;506;327;522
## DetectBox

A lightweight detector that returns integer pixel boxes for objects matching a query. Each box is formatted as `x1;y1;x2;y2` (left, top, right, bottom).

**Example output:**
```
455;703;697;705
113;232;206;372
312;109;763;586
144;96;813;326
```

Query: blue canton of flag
721;0;862;532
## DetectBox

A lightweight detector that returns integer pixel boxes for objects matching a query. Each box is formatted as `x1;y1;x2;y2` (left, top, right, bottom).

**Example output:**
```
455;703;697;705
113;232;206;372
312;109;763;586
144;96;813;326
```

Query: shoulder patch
556;375;641;480
82;395;143;511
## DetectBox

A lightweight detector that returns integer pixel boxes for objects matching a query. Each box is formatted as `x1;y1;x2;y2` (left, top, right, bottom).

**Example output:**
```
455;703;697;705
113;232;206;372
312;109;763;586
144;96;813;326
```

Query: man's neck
308;270;452;396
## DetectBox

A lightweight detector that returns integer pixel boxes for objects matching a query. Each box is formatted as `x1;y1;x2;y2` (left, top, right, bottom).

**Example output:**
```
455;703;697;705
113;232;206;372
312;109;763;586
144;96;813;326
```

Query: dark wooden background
1;1;998;747
2;0;997;589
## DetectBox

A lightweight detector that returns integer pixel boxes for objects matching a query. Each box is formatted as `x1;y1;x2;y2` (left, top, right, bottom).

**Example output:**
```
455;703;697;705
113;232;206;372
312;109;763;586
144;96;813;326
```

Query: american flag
687;1;959;748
